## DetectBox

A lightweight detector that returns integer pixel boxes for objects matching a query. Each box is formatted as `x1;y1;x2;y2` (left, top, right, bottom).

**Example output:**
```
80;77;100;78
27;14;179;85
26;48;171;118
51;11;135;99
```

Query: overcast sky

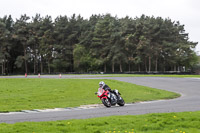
0;0;199;54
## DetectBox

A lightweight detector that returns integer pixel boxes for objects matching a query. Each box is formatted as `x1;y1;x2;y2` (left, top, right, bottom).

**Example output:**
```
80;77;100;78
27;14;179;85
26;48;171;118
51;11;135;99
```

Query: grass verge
0;78;180;112
0;111;200;133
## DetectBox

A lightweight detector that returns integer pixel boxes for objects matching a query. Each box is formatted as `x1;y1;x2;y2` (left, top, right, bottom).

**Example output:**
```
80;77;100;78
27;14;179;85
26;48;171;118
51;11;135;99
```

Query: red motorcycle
95;88;125;107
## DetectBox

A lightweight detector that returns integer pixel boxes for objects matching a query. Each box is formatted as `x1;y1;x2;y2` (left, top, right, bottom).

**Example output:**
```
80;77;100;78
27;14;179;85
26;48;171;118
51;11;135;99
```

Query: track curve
0;76;200;123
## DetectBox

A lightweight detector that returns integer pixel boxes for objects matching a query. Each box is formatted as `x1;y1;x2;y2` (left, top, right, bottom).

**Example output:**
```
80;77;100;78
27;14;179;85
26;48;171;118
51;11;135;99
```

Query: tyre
117;96;125;106
102;98;111;107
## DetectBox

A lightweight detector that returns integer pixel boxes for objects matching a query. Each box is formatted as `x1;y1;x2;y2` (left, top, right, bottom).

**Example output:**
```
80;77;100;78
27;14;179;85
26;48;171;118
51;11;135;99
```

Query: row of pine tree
0;13;198;74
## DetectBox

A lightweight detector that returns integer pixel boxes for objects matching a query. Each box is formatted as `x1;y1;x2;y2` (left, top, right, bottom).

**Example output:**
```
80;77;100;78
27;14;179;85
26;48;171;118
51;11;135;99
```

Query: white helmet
99;81;105;88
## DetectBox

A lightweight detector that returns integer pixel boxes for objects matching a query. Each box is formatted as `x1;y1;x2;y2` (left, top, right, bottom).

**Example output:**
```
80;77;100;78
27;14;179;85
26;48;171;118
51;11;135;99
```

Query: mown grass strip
0;78;179;112
0;111;200;133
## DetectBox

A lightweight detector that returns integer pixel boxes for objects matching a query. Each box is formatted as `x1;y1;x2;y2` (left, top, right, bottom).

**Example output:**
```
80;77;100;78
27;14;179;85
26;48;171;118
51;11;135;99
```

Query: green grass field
1;111;200;133
0;78;179;112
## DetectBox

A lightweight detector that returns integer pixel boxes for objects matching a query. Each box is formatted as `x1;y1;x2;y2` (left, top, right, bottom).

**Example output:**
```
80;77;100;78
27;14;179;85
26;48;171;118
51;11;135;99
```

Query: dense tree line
0;14;198;75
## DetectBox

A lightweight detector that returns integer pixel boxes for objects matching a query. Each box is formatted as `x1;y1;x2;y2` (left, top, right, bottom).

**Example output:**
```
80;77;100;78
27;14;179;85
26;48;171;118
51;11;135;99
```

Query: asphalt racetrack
0;76;200;123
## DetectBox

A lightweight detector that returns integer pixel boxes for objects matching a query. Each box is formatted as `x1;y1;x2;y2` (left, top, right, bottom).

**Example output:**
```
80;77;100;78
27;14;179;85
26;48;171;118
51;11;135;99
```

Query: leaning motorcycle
95;88;125;107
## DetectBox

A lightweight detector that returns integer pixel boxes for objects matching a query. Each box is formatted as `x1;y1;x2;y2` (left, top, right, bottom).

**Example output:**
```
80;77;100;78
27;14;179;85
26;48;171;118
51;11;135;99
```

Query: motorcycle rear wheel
102;98;111;107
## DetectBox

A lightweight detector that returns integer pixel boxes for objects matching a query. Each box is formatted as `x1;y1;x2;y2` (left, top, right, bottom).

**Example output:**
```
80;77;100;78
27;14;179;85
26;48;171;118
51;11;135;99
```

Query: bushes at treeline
0;13;198;74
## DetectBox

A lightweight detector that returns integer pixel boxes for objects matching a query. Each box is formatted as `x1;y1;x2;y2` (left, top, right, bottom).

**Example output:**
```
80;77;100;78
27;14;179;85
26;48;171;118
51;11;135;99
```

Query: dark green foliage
0;15;13;75
0;14;198;74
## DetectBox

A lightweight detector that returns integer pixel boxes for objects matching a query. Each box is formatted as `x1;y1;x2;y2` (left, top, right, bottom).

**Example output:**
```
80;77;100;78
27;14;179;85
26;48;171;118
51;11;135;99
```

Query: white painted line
21;110;39;113
0;112;25;115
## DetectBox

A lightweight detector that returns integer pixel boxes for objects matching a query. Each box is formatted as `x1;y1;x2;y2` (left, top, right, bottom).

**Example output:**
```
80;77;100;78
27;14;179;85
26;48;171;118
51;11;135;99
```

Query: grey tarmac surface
0;76;200;123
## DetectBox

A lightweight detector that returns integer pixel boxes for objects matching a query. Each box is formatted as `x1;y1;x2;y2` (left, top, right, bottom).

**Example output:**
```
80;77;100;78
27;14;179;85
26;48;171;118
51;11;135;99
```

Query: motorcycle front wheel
117;96;125;106
102;98;111;107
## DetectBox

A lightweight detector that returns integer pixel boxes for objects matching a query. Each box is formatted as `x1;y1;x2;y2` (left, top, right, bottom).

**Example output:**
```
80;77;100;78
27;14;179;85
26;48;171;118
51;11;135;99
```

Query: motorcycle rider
98;81;121;99
99;81;114;93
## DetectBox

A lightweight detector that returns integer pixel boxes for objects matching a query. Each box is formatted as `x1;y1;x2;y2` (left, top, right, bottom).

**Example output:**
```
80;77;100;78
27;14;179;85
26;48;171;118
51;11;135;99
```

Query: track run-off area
0;75;200;123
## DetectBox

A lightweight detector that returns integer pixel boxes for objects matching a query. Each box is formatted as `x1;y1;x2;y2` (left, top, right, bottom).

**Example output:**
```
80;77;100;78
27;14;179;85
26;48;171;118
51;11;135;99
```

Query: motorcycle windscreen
97;88;104;96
